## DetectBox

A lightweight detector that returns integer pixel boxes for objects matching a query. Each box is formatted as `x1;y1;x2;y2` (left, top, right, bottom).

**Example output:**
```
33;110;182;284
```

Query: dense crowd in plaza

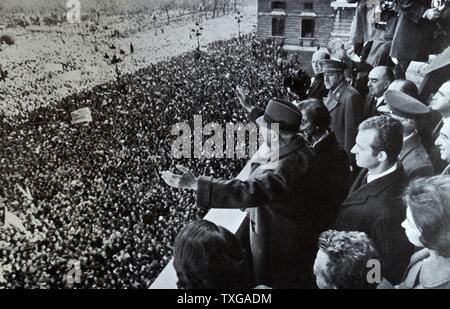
2;0;450;290
0;35;284;288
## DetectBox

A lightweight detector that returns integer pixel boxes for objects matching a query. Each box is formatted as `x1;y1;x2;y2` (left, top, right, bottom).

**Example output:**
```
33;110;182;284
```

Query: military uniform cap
256;98;302;133
320;59;347;73
385;90;430;119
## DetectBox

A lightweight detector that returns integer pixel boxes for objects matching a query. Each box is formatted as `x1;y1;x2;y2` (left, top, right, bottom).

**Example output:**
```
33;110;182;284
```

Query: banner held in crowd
71;107;92;124
17;184;33;201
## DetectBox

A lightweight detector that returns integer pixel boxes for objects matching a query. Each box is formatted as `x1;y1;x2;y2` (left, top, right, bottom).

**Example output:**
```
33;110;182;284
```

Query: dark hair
312;50;330;60
402;176;450;258
378;66;395;83
0;35;15;46
173;220;252;289
359;116;403;164
318;230;379;289
389;79;419;99
302;102;331;133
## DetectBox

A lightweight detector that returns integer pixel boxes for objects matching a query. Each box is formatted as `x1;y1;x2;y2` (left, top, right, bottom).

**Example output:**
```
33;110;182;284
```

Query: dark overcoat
310;132;350;233
362;94;383;120
307;73;329;100
399;132;434;180
196;137;317;288
334;165;415;285
390;0;434;62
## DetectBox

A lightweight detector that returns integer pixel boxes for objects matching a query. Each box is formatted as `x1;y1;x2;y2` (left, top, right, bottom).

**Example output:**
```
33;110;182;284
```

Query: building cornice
258;12;332;18
330;1;358;9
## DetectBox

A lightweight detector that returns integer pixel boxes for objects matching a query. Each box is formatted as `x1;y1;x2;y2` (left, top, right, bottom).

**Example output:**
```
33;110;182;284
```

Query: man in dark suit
307;50;330;100
334;115;414;285
300;101;350;234
384;90;434;179
364;66;394;119
391;0;442;79
435;119;450;175
162;99;317;289
322;59;364;173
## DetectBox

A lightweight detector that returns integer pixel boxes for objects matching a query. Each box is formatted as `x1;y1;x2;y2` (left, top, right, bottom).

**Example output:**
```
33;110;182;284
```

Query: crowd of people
2;0;450;290
0;5;251;119
1;34;284;288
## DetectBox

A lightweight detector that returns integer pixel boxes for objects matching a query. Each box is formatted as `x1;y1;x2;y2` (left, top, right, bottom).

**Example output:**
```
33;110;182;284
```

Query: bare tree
199;0;210;19
220;0;232;15
211;0;218;18
156;0;176;24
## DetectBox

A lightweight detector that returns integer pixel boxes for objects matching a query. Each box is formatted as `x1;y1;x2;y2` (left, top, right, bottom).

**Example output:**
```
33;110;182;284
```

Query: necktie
376;99;386;108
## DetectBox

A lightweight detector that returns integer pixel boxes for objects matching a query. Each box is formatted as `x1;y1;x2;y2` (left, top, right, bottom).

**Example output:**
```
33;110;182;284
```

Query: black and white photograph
1;0;450;292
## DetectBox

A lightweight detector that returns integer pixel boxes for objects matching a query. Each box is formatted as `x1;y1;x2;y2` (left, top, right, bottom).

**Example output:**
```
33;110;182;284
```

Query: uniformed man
384;90;434;180
327;38;372;97
322;59;364;172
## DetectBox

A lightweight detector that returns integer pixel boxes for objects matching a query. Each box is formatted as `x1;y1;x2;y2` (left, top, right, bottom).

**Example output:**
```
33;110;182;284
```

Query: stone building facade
257;0;357;50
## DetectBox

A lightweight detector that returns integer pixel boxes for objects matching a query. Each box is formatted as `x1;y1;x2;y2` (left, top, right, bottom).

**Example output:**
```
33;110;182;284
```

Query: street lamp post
191;22;203;51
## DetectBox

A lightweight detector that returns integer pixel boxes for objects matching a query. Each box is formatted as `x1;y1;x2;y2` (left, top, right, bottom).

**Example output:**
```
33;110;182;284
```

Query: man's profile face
367;68;390;98
324;72;343;90
436;121;450;162
351;129;380;170
401;207;424;248
300;109;314;136
430;82;450;113
311;52;327;76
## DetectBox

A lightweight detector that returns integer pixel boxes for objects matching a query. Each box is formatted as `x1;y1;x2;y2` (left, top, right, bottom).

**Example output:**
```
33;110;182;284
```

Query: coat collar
442;165;450;175
399;131;421;161
313;132;339;153
420;254;450;288
324;81;348;112
431;118;444;140
330;80;348;101
402;248;450;288
344;164;406;206
278;136;307;158
251;136;307;167
313;73;324;80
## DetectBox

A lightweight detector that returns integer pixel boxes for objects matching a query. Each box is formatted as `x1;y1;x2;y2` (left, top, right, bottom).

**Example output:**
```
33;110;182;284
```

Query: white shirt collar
367;163;398;184
376;96;384;105
403;130;417;143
